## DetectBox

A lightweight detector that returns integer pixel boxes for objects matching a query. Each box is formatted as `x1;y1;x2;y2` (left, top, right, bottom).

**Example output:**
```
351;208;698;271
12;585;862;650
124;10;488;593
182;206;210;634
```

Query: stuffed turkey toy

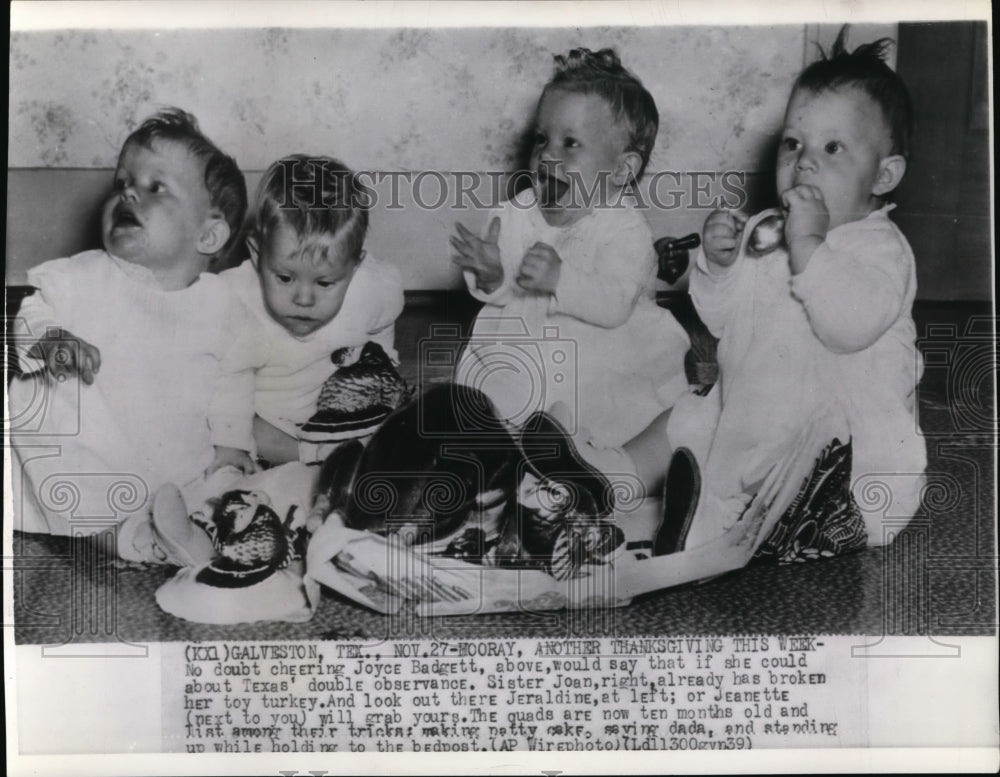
195;490;307;588
154;463;320;625
299;341;413;453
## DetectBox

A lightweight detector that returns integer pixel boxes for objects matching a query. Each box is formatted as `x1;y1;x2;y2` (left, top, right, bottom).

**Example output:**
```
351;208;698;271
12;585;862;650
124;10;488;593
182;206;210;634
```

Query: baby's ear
612;151;643;188
872;154;907;197
246;234;260;267
197;213;232;256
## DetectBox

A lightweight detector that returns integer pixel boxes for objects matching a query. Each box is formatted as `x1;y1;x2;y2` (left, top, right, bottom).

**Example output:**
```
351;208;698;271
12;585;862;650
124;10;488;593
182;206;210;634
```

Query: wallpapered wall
8;24;896;288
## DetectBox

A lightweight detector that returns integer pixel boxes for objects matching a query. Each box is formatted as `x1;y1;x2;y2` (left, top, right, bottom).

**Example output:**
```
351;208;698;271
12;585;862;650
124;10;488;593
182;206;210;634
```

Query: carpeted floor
10;297;997;643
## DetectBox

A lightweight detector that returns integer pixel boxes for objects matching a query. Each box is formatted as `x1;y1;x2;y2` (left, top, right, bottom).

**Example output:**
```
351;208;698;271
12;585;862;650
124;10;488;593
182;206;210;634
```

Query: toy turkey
195;490;303;588
299;341;413;450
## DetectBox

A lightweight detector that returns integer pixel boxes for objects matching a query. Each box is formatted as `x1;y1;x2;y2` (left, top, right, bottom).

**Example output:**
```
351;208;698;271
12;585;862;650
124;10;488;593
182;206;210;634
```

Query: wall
892;22;992;302
12;22;985;301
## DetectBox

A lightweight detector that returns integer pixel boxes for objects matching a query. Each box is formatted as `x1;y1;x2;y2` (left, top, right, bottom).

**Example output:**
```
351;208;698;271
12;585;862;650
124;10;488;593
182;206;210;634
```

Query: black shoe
518;411;614;518
653;447;701;555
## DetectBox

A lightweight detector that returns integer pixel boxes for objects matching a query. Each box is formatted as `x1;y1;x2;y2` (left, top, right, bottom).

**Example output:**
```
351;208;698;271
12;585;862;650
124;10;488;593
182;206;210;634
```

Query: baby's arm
207;297;260;474
702;209;748;272
17;287;101;384
363;260;406;363
781;185;829;276
690;209;750;337
207;444;256;475
451;217;505;296
27;328;101;385
791;219;913;353
545;222;652;329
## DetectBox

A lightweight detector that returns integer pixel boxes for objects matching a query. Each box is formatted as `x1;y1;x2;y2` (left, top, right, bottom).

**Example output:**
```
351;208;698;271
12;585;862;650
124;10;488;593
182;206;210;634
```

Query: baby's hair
252;155;370;265
795;26;913;160
542;47;659;178
122;107;247;251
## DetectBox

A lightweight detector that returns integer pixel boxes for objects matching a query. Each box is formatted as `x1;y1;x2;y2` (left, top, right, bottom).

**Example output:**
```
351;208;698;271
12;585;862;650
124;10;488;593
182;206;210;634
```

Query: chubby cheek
100;199;118;239
261;282;291;315
318;291;349;321
775;156;795;193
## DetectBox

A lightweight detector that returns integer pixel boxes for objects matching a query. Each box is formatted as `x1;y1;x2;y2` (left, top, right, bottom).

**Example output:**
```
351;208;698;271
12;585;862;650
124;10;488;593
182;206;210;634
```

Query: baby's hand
780;185;829;274
28;328;101;385
702;209;748;269
206;445;257;477
781;184;830;243
451;217;504;293
517;242;561;294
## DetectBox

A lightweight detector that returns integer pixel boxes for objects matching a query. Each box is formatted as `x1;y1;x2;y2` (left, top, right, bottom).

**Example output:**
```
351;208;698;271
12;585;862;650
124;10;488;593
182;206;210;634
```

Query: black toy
312;384;624;580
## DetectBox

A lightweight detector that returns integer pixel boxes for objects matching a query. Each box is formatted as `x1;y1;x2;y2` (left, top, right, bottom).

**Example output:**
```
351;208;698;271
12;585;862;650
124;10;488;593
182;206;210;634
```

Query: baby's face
256;224;358;337
103;140;217;284
530;89;631;227
776;86;895;230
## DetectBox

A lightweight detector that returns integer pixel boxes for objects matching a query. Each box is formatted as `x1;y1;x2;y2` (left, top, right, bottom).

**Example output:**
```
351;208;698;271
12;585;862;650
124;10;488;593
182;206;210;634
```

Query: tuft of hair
795;26;914;160
122;107;247;252
252;154;370;266
542;47;659;179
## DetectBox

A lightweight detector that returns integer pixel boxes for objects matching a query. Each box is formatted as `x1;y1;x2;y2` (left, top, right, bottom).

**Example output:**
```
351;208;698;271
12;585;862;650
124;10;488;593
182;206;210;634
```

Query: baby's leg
622;408;674;495
253;415;299;466
555;405;675;518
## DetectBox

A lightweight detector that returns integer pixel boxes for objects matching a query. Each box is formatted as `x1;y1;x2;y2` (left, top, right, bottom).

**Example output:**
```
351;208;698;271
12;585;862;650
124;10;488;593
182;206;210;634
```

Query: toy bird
195;490;301;588
299;341;413;444
549;520;626;580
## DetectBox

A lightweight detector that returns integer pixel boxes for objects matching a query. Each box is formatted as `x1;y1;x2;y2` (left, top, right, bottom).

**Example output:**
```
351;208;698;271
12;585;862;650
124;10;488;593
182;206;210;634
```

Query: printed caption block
164;637;856;754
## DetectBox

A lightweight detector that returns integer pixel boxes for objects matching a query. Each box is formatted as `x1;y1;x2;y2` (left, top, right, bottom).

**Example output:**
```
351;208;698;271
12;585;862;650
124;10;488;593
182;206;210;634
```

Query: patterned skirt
752;436;869;563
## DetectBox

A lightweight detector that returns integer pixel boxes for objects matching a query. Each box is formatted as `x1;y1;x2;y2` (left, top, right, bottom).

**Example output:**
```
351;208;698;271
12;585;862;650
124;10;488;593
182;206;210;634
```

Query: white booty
547;402;639;481
151;484;216;566
546;400;576;431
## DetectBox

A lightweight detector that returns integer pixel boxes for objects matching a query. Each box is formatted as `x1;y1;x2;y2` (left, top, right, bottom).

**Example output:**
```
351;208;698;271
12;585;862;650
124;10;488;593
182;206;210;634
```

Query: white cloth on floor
155;463;320;624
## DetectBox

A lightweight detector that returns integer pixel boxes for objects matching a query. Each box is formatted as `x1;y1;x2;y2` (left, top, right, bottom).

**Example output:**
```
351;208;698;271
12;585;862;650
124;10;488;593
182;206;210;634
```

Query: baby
8;108;247;539
137;155;405;567
208;154;405;470
661;31;926;552
451;48;689;452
